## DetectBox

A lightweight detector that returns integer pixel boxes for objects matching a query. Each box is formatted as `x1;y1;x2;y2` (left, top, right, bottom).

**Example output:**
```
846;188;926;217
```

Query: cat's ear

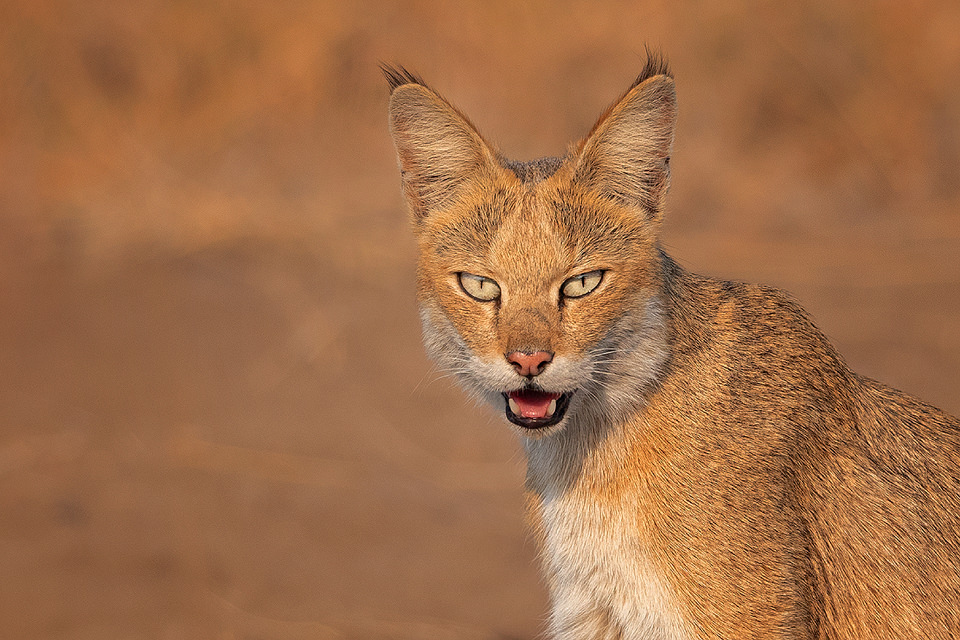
572;65;677;220
385;66;497;222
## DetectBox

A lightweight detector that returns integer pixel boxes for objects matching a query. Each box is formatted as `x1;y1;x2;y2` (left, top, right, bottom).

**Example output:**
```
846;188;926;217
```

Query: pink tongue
509;390;561;419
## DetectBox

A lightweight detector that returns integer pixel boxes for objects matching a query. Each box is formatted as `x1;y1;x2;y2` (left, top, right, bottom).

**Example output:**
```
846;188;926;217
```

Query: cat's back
652;263;960;636
794;374;960;638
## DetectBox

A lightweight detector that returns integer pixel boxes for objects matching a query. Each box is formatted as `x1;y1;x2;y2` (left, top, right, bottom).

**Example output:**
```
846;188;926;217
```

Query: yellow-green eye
561;270;604;298
458;272;501;301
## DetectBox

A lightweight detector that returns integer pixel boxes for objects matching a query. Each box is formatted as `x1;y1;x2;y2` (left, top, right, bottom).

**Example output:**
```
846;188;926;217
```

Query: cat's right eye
458;272;501;302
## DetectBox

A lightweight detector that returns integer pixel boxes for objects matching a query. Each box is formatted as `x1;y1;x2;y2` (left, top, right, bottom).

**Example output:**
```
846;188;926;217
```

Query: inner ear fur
388;83;497;221
573;74;677;218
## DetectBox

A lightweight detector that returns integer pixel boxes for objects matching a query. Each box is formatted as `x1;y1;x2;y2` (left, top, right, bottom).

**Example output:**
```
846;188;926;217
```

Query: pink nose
506;351;554;377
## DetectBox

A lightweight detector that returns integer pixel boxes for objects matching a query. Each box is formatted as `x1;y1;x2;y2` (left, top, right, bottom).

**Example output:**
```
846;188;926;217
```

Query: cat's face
415;170;668;436
387;66;677;435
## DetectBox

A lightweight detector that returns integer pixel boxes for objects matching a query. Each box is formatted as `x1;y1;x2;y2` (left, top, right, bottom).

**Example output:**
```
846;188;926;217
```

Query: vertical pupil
580;276;586;288
478;279;485;291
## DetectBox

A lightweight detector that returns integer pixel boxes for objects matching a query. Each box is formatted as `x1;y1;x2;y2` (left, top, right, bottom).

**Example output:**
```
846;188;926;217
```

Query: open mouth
502;389;574;429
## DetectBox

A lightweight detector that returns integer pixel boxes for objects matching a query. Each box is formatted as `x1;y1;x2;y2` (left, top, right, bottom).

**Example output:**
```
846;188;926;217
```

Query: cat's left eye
561;270;604;299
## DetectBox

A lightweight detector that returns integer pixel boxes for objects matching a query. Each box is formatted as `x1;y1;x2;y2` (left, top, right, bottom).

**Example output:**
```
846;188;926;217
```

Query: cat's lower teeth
508;397;521;415
547;398;557;417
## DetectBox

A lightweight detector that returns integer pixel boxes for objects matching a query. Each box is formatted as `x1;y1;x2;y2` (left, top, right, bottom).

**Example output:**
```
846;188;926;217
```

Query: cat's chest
536;483;690;640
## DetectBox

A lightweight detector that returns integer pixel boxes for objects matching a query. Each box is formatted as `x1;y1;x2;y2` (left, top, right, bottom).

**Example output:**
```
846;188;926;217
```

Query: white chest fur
539;489;690;640
526;421;691;640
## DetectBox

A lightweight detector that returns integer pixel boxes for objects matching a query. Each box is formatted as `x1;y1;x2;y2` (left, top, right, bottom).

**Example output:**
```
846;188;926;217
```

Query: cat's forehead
487;194;572;275
426;184;561;262
425;179;650;271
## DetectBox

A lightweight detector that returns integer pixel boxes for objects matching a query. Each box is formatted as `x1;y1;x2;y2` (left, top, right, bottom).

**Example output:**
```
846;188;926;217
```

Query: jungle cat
383;56;960;639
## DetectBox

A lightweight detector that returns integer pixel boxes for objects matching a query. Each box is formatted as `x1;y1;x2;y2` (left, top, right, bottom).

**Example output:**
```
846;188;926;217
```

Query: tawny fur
384;57;960;639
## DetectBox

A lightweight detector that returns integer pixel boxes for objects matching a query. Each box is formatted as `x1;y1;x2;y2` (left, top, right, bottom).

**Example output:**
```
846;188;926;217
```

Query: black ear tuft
630;47;672;90
380;63;428;93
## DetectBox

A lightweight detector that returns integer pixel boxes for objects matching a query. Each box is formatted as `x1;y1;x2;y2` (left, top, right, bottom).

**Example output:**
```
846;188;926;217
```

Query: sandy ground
2;1;960;638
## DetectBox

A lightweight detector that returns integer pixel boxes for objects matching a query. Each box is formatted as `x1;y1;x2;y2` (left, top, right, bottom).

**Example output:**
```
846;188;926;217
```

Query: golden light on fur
385;55;960;639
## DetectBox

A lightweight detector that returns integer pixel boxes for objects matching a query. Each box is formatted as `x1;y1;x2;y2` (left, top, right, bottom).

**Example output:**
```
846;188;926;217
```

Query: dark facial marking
502;157;565;184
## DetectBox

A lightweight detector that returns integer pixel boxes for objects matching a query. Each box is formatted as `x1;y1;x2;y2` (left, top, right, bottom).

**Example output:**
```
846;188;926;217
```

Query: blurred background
2;1;959;638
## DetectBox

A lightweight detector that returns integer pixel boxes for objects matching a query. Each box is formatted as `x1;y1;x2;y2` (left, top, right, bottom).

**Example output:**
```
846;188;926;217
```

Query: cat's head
386;59;676;436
